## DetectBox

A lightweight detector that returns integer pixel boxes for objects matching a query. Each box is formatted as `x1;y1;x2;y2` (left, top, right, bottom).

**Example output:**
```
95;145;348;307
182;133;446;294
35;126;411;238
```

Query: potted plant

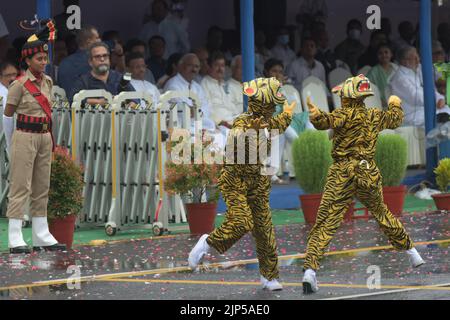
374;134;408;216
48;146;84;249
292;130;355;223
431;157;450;210
164;131;222;235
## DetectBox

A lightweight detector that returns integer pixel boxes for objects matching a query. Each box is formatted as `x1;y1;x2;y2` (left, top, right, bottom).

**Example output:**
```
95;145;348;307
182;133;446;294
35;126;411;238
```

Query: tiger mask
243;77;286;116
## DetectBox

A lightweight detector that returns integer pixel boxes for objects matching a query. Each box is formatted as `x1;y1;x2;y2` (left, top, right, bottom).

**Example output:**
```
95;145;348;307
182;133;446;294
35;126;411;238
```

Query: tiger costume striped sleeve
303;75;415;272
206;77;292;281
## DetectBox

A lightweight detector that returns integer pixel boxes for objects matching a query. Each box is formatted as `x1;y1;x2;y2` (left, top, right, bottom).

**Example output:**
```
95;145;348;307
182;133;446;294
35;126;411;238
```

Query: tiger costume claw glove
282;100;296;116
388;95;402;108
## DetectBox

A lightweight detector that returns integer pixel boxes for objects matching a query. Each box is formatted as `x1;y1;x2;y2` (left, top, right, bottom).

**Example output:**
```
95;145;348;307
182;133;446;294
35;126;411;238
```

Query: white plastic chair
328;67;352;89
52;85;67;102
364;82;383;110
301;76;330;113
282;84;303;112
357;65;372;76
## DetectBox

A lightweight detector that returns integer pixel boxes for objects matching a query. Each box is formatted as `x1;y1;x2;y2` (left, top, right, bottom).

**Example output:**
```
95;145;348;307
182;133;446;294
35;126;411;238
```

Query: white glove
3;114;14;156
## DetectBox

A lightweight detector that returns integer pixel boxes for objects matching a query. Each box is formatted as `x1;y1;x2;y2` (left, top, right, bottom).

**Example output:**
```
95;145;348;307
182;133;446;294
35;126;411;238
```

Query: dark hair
0;61;17;74
125;52;145;66
264;58;284;73
76;25;98;47
87;41;110;59
375;43;392;54
125;38;146;53
102;30;120;42
149;35;166;45
370;29;386;41
301;37;316;48
398;21;413;33
207;26;223;38
166;52;183;75
207;51;225;66
347;19;362;31
153;0;169;10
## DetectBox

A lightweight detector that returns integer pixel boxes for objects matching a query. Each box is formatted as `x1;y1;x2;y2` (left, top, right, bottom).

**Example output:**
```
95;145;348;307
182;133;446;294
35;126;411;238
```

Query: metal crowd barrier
1;87;205;236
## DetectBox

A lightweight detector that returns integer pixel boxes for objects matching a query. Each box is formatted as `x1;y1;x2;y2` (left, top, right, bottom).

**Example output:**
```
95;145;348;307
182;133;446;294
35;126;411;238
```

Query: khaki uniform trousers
6;130;52;219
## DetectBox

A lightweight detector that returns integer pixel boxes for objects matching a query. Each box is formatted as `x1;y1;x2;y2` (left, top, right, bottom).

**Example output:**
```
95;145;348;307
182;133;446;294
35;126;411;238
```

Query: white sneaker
260;276;283;291
406;248;425;268
302;269;319;294
188;234;210;270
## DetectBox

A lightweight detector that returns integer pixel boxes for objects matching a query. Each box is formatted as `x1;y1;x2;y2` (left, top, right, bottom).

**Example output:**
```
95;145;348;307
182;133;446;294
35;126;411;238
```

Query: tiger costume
302;74;425;294
188;77;295;291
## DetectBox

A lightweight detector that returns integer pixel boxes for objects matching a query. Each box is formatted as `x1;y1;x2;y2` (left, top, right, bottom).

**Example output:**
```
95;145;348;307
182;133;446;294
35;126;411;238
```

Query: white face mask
349;29;361;40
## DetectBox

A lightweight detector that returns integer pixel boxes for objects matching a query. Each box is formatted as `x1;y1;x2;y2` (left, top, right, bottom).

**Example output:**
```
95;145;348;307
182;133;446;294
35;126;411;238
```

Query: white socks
32;217;58;247
406;247;425;267
8;219;27;248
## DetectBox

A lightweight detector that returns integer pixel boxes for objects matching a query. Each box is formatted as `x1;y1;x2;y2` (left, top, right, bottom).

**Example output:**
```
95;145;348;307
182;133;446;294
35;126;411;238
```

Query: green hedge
374;134;408;186
292;130;332;194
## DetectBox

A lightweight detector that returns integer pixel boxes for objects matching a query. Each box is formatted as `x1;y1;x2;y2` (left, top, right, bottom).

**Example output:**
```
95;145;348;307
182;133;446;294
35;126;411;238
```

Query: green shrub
292;130;332;194
374;134;407;186
434;158;450;192
48;147;84;220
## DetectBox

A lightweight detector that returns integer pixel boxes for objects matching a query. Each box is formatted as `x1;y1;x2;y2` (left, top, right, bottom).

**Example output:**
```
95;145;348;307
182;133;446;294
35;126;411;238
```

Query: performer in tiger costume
302;74;425;294
188;77;295;291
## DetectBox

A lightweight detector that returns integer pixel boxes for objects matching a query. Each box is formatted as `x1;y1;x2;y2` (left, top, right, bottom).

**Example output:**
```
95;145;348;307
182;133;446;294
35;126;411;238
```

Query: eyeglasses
92;54;110;60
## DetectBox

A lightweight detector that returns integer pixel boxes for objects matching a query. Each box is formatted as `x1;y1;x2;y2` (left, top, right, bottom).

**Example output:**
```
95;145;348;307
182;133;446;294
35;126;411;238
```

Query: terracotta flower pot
382;185;407;216
431;193;450;211
185;202;217;235
48;215;77;250
299;194;355;224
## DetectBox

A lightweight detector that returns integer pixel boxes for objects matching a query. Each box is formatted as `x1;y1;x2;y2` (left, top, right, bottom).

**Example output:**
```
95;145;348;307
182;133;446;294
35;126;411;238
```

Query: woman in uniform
2;20;66;254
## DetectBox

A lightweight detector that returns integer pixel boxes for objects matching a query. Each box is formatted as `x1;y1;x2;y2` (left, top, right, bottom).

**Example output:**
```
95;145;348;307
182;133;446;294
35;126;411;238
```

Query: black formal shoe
9;246;32;254
33;243;67;252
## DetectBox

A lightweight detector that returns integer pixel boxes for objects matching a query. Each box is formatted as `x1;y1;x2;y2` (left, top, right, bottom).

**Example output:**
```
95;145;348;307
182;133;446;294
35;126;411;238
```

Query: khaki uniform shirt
7;69;53;117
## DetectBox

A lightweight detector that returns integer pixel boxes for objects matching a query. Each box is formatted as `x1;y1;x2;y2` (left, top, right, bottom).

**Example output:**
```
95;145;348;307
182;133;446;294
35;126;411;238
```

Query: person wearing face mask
270;27;296;69
335;19;366;75
389;45;446;127
69;42;136;104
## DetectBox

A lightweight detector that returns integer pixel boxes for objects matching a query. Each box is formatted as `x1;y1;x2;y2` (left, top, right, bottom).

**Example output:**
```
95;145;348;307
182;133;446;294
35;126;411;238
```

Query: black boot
10;246;32;254
33;243;67;252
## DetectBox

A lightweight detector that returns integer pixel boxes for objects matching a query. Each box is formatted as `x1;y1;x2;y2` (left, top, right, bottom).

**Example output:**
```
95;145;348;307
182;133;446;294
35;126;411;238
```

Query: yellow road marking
96;278;450;292
0;238;448;293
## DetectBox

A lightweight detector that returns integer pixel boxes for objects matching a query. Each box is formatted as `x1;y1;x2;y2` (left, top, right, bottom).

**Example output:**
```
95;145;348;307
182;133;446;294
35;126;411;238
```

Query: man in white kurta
389;46;446;127
201;53;242;148
227;55;244;116
126;52;160;108
287;38;327;93
163;53;222;147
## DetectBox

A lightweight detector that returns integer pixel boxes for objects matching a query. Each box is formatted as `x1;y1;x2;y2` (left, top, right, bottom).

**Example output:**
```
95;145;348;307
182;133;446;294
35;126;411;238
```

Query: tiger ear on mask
243;81;257;97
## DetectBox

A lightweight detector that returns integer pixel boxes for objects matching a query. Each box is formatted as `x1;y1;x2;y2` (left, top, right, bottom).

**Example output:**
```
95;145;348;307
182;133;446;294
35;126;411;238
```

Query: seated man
227;55;244;114
287;37;327;93
201;51;242;147
58;25;100;96
163;53;222;147
70;42;136;105
389;45;447;127
126;52;160;108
